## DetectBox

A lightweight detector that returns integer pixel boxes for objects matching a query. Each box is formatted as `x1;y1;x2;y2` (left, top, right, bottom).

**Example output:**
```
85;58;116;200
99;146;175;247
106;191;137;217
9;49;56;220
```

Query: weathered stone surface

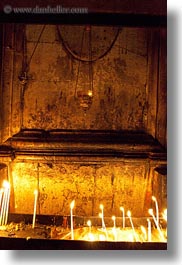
9;160;166;217
0;24;167;223
0;24;166;146
23;25;147;131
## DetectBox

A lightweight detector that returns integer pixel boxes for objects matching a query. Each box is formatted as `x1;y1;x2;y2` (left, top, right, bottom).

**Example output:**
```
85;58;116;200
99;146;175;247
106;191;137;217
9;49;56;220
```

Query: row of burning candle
0;181;38;229
0;181;167;242
69;197;167;241
0;180;11;226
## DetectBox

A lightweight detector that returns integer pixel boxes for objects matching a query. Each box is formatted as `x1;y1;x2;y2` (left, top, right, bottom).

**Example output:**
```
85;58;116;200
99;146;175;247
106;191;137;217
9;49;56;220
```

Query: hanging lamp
74;25;93;110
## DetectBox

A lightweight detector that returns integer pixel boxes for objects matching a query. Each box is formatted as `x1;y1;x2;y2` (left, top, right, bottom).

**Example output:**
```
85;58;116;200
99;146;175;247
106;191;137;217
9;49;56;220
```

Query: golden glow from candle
99;234;106;241
120;206;124;212
87;90;93;97
88;233;95;241
129;233;134;242
100;204;104;210
87;220;91;227
70;200;75;210
163;209;167;221
127;210;131;217
34;189;38;195
3;180;10;189
152;196;156;202
112;215;116;221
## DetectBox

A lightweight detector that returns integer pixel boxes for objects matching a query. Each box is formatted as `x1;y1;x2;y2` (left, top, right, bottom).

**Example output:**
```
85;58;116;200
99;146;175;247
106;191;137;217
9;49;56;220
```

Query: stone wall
0;23;167;220
23;25;147;131
0;24;166;146
4;158;166;218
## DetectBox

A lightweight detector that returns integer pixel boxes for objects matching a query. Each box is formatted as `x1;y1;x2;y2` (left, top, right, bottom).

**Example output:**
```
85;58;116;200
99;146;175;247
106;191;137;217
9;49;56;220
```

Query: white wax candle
149;208;165;241
32;190;38;229
112;215;116;229
0;189;3;207
0;181;10;226
0;188;6;226
147;218;152;242
120;206;125;228
0;189;4;225
4;184;10;225
127;210;137;241
70;200;75;240
87;220;92;233
112;215;117;241
152;196;159;226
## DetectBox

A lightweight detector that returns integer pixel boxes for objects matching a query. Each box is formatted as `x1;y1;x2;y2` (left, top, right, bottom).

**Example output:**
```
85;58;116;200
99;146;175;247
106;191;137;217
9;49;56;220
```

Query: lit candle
87;220;92;233
112;215;116;229
0;181;10;226
87;220;94;241
127;210;137;241
0;188;4;224
149;208;165;241
32;190;38;229
0;188;6;226
120;206;125;228
4;183;10;225
152;196;159;226
147;218;152;242
112;215;117;241
162;209;167;222
100;204;105;229
141;225;147;241
0;188;3;207
70;200;75;240
162;209;167;238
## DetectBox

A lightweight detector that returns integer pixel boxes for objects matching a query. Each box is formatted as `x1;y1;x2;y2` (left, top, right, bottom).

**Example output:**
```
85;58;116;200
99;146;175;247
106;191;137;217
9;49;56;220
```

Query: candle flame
34;190;38;195
152;196;156;202
127;210;131;217
87;90;93;97
112;215;116;221
87;220;91;227
100;204;104;210
148;208;153;215
3;180;10;189
70;200;75;209
120;206;124;212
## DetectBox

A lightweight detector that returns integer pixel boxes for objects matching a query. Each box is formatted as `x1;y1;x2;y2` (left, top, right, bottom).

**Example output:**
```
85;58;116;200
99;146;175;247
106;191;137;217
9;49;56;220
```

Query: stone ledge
0;130;167;160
